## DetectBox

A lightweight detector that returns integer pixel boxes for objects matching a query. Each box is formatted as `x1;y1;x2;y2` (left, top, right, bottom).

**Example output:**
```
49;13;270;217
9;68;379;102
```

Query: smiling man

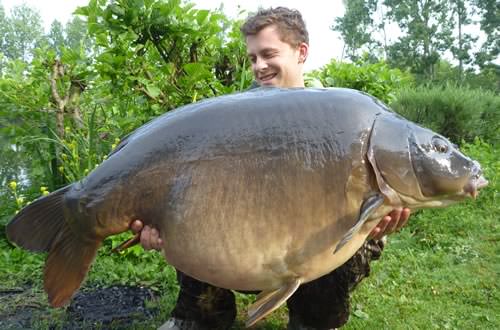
246;24;308;88
134;7;410;330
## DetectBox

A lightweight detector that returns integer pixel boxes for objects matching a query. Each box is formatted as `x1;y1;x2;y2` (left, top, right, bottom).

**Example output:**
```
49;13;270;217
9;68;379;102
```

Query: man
132;7;411;329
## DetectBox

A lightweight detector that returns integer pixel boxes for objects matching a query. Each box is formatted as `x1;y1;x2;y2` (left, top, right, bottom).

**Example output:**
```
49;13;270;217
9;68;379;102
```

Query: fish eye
432;137;449;153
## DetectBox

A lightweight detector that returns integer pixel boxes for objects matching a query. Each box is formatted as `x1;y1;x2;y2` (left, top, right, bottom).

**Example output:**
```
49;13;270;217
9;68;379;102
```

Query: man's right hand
130;220;163;251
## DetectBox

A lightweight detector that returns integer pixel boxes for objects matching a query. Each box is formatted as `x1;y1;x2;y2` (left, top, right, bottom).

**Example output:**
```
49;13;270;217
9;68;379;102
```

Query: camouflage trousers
169;239;385;330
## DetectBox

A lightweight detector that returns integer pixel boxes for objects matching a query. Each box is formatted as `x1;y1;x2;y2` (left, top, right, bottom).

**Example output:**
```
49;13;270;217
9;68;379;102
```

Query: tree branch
50;60;66;138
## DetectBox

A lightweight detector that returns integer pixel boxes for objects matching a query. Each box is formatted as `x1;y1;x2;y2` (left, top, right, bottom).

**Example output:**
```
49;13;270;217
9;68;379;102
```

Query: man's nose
254;57;268;71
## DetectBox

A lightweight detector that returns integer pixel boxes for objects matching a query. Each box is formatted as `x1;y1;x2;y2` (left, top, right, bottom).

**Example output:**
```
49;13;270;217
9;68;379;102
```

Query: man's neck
286;72;305;88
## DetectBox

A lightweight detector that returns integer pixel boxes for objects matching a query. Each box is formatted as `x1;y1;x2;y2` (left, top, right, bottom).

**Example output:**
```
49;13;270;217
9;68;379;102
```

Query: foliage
46;20;66;56
77;0;251;109
390;85;500;144
0;3;44;62
473;0;499;68
64;16;93;53
0;0;252;195
331;0;380;61
449;0;478;77
431;59;500;92
331;0;498;88
384;0;454;79
308;58;414;103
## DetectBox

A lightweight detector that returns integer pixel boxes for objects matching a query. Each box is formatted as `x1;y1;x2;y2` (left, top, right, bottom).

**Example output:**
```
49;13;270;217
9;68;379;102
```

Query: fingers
140;226;153;250
130;220;144;234
384;208;402;235
397;208;411;231
130;220;164;251
368;207;412;241
140;225;163;251
369;215;391;240
368;227;381;240
150;227;164;251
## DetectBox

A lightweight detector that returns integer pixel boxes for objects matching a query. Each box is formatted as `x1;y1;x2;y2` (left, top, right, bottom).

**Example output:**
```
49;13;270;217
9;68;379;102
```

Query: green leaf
110;4;125;17
74;6;89;16
353;309;369;319
196;10;209;24
146;84;161;98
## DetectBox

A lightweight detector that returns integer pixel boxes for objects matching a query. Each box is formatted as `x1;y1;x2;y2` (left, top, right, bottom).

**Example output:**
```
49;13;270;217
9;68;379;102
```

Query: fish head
409;125;488;201
368;114;488;208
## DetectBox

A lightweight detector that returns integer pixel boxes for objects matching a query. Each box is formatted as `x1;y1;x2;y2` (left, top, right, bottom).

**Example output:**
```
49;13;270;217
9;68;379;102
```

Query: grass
0;140;498;329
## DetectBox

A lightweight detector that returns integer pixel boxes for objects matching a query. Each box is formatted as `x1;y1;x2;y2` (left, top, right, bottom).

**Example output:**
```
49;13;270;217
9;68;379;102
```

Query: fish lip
464;175;488;199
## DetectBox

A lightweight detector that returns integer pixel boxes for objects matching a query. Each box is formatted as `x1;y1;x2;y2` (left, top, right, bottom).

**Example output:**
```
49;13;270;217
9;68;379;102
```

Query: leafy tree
473;0;499;68
65;16;93;53
76;0;250;113
0;4;6;52
431;59;498;92
47;20;66;56
384;0;454;80
332;0;497;89
1;4;44;61
449;0;477;79
332;0;380;61
0;0;252;192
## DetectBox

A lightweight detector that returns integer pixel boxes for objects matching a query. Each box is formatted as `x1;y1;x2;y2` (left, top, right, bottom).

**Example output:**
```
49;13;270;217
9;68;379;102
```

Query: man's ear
298;42;309;64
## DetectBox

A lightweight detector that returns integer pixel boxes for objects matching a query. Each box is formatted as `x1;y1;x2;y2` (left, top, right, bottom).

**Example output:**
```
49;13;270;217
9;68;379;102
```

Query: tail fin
44;226;101;307
6;185;71;252
6;184;101;307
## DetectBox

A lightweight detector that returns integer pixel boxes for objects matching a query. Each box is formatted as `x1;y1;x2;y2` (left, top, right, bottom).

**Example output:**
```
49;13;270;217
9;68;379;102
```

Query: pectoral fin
334;193;384;254
246;278;301;327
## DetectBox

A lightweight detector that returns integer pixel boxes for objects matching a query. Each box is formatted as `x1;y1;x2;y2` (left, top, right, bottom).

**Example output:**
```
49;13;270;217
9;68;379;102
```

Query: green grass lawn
1;141;498;329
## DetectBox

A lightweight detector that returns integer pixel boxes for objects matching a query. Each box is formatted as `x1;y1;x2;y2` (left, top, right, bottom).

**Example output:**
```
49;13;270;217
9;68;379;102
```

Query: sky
1;0;347;71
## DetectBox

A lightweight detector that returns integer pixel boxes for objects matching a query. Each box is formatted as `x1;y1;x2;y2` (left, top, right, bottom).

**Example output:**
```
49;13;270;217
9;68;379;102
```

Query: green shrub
390;85;500;145
307;59;414;103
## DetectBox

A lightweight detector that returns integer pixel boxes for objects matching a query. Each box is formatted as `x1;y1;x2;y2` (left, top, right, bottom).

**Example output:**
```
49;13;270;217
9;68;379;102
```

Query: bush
307;59;414;103
390;85;500;145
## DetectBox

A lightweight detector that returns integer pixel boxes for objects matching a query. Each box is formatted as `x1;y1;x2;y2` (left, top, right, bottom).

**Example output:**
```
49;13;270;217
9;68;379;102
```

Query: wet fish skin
5;87;487;326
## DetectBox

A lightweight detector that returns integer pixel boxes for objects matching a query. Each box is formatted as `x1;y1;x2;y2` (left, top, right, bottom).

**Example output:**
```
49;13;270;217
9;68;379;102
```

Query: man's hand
368;208;411;240
130;220;163;251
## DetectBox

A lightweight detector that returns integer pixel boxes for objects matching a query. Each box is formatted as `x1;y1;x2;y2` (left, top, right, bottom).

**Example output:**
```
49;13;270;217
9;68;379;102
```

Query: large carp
7;88;488;327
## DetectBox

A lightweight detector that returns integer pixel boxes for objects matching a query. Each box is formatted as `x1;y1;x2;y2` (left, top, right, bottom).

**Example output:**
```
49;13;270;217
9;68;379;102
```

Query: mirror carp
6;88;488;327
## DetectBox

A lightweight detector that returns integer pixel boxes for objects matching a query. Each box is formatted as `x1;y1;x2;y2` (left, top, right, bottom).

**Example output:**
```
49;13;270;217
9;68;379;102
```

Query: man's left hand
368;208;411;240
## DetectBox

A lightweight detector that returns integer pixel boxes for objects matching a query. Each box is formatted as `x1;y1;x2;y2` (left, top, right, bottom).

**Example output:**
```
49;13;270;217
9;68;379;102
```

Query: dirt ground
0;285;158;329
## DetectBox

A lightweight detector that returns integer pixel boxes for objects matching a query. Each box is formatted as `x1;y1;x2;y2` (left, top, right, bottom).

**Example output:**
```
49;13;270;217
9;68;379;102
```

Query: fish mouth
463;174;488;199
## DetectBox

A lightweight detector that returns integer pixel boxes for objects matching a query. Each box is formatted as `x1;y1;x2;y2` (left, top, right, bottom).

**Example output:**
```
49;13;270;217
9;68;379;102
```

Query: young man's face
246;25;308;88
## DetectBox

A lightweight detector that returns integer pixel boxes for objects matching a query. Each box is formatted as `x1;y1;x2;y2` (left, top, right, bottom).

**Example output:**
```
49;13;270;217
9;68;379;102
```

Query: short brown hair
240;7;309;47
